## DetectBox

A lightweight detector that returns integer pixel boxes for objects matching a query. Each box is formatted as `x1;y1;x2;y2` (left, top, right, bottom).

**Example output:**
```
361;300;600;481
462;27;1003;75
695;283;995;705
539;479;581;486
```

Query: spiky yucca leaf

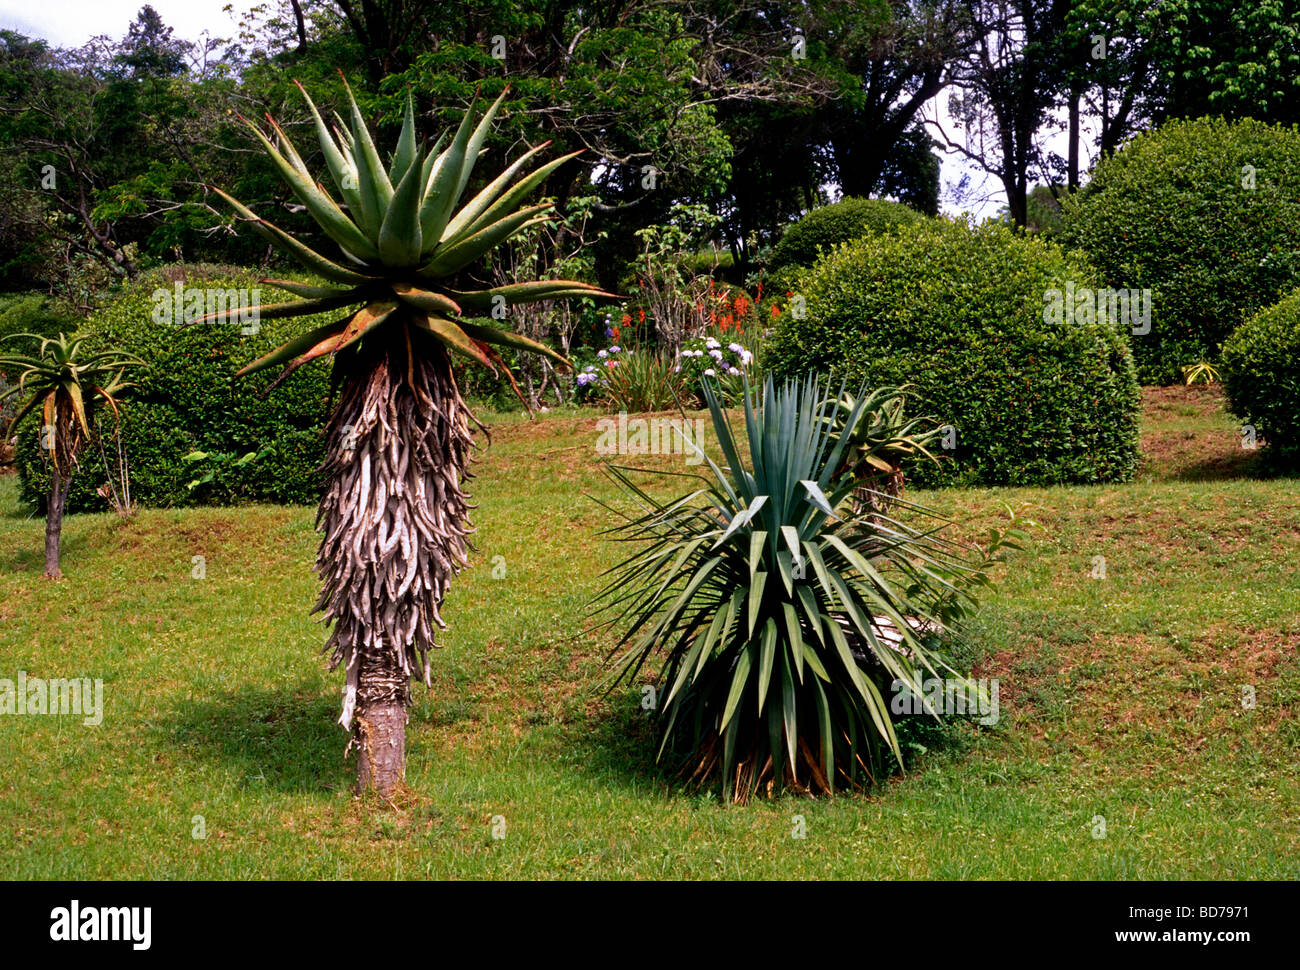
594;375;1020;802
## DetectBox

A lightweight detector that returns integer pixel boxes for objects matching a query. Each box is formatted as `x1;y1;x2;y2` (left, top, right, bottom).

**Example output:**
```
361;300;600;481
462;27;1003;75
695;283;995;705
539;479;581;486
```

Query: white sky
2;0;1061;218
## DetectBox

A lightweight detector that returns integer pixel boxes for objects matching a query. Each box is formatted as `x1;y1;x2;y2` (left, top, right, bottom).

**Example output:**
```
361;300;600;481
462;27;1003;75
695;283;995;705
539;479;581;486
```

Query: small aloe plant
0;332;140;578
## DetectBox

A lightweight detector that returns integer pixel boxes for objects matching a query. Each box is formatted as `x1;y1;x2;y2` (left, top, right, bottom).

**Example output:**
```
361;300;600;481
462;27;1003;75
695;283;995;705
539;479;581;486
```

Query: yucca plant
596;375;1018;802
0;333;140;578
199;79;617;796
825;385;943;525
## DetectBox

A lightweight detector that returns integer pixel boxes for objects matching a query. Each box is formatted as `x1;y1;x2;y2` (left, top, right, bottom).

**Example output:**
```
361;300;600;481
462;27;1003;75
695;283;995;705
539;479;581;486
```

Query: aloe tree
0;333;139;578
596;376;1018;801
200;80;616;796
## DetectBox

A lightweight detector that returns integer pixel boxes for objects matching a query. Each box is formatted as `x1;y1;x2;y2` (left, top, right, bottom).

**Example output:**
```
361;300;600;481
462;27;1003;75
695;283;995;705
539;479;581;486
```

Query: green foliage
1221;289;1300;464
598;348;689;413
1058;117;1300;384
0;293;78;346
768;197;926;271
765;218;1142;487
596;375;1017;801
15;266;337;512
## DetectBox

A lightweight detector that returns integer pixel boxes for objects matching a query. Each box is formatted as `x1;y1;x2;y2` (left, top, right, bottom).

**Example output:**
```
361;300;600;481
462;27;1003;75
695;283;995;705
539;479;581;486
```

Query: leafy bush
16;265;334;512
596;375;1018;801
0;292;78;346
768;197;926;272
1221;289;1300;465
765;218;1141;487
1058;117;1300;384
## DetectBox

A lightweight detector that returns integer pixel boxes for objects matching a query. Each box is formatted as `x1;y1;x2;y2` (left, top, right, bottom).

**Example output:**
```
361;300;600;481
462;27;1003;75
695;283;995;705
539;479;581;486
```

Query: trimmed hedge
768;197;925;271
1058;117;1300;384
1221;289;1300;464
17;265;334;512
764;218;1141;487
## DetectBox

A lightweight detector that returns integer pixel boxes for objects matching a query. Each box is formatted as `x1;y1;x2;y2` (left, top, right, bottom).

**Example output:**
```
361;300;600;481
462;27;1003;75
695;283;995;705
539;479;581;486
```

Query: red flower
621;314;632;325
637;309;646;323
770;305;781;318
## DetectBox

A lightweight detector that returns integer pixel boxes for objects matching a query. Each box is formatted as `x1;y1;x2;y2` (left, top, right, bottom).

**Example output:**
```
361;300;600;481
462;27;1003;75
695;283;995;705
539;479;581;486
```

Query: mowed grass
1;385;1297;879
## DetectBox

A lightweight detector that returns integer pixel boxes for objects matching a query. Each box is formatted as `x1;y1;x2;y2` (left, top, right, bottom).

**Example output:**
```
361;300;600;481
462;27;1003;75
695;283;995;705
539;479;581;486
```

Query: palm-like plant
596;376;1017;801
0;333;140;578
200;79;617;796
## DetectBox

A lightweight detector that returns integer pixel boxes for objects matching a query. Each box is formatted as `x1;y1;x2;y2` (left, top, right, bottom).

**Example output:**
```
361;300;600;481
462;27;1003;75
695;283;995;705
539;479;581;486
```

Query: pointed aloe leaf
333;300;399;353
235;319;350;377
454;149;583;245
418;91;481;248
436;141;551;248
418;203;552;277
378;147;425;266
189;295;357;327
455;319;570;371
238;114;379;262
455;87;509;203
261;279;361;300
210;187;377;285
66;382;90;438
294;80;368;232
341;74;393;224
390;282;461;317
388;90;418;186
412;314;495;371
445;280;618;312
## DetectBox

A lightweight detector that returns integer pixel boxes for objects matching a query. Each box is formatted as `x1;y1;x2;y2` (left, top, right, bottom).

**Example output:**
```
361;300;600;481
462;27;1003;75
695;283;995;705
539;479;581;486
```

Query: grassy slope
0;386;1296;879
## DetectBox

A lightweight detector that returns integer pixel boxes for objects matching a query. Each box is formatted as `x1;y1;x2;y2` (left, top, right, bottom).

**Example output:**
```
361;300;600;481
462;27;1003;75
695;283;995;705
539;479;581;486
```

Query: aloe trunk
44;472;70;579
317;325;472;795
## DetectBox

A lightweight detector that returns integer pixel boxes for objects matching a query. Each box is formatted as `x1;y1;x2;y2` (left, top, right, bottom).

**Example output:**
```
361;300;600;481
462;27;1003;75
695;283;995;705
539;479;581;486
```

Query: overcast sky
2;0;1033;218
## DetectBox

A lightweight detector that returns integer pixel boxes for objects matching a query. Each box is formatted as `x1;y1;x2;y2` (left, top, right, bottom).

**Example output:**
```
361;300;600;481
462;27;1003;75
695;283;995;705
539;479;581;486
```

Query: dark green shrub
1058;117;1300;384
17;264;334;512
0;292;78;345
768;197;925;271
1221;289;1300;464
765;218;1141;487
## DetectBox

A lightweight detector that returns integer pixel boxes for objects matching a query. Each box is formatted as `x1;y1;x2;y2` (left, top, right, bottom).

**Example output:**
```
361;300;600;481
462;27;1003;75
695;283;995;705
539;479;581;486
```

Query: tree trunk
316;332;473;799
44;472;68;579
353;641;408;797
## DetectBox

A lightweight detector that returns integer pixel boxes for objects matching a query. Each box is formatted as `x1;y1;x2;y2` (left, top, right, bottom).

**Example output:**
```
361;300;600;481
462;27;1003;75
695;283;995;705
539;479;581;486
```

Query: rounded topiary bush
1058;117;1300;384
16;264;334;512
767;197;925;271
1221;289;1300;464
764;217;1141;487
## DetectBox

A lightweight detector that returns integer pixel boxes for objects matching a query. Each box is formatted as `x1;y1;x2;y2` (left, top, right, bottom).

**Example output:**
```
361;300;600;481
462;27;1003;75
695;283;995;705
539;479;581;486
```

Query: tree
0;333;139;578
936;0;1071;226
202;81;616;795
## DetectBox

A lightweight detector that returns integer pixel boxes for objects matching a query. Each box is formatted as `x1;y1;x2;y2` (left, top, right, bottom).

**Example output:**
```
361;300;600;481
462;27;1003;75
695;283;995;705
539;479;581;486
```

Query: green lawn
1;385;1297;879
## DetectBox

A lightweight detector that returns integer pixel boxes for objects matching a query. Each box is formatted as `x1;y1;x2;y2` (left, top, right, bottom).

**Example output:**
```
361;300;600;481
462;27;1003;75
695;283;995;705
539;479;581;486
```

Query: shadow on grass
568;690;978;802
562;699;682;798
0;533;88;574
162;681;348;794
